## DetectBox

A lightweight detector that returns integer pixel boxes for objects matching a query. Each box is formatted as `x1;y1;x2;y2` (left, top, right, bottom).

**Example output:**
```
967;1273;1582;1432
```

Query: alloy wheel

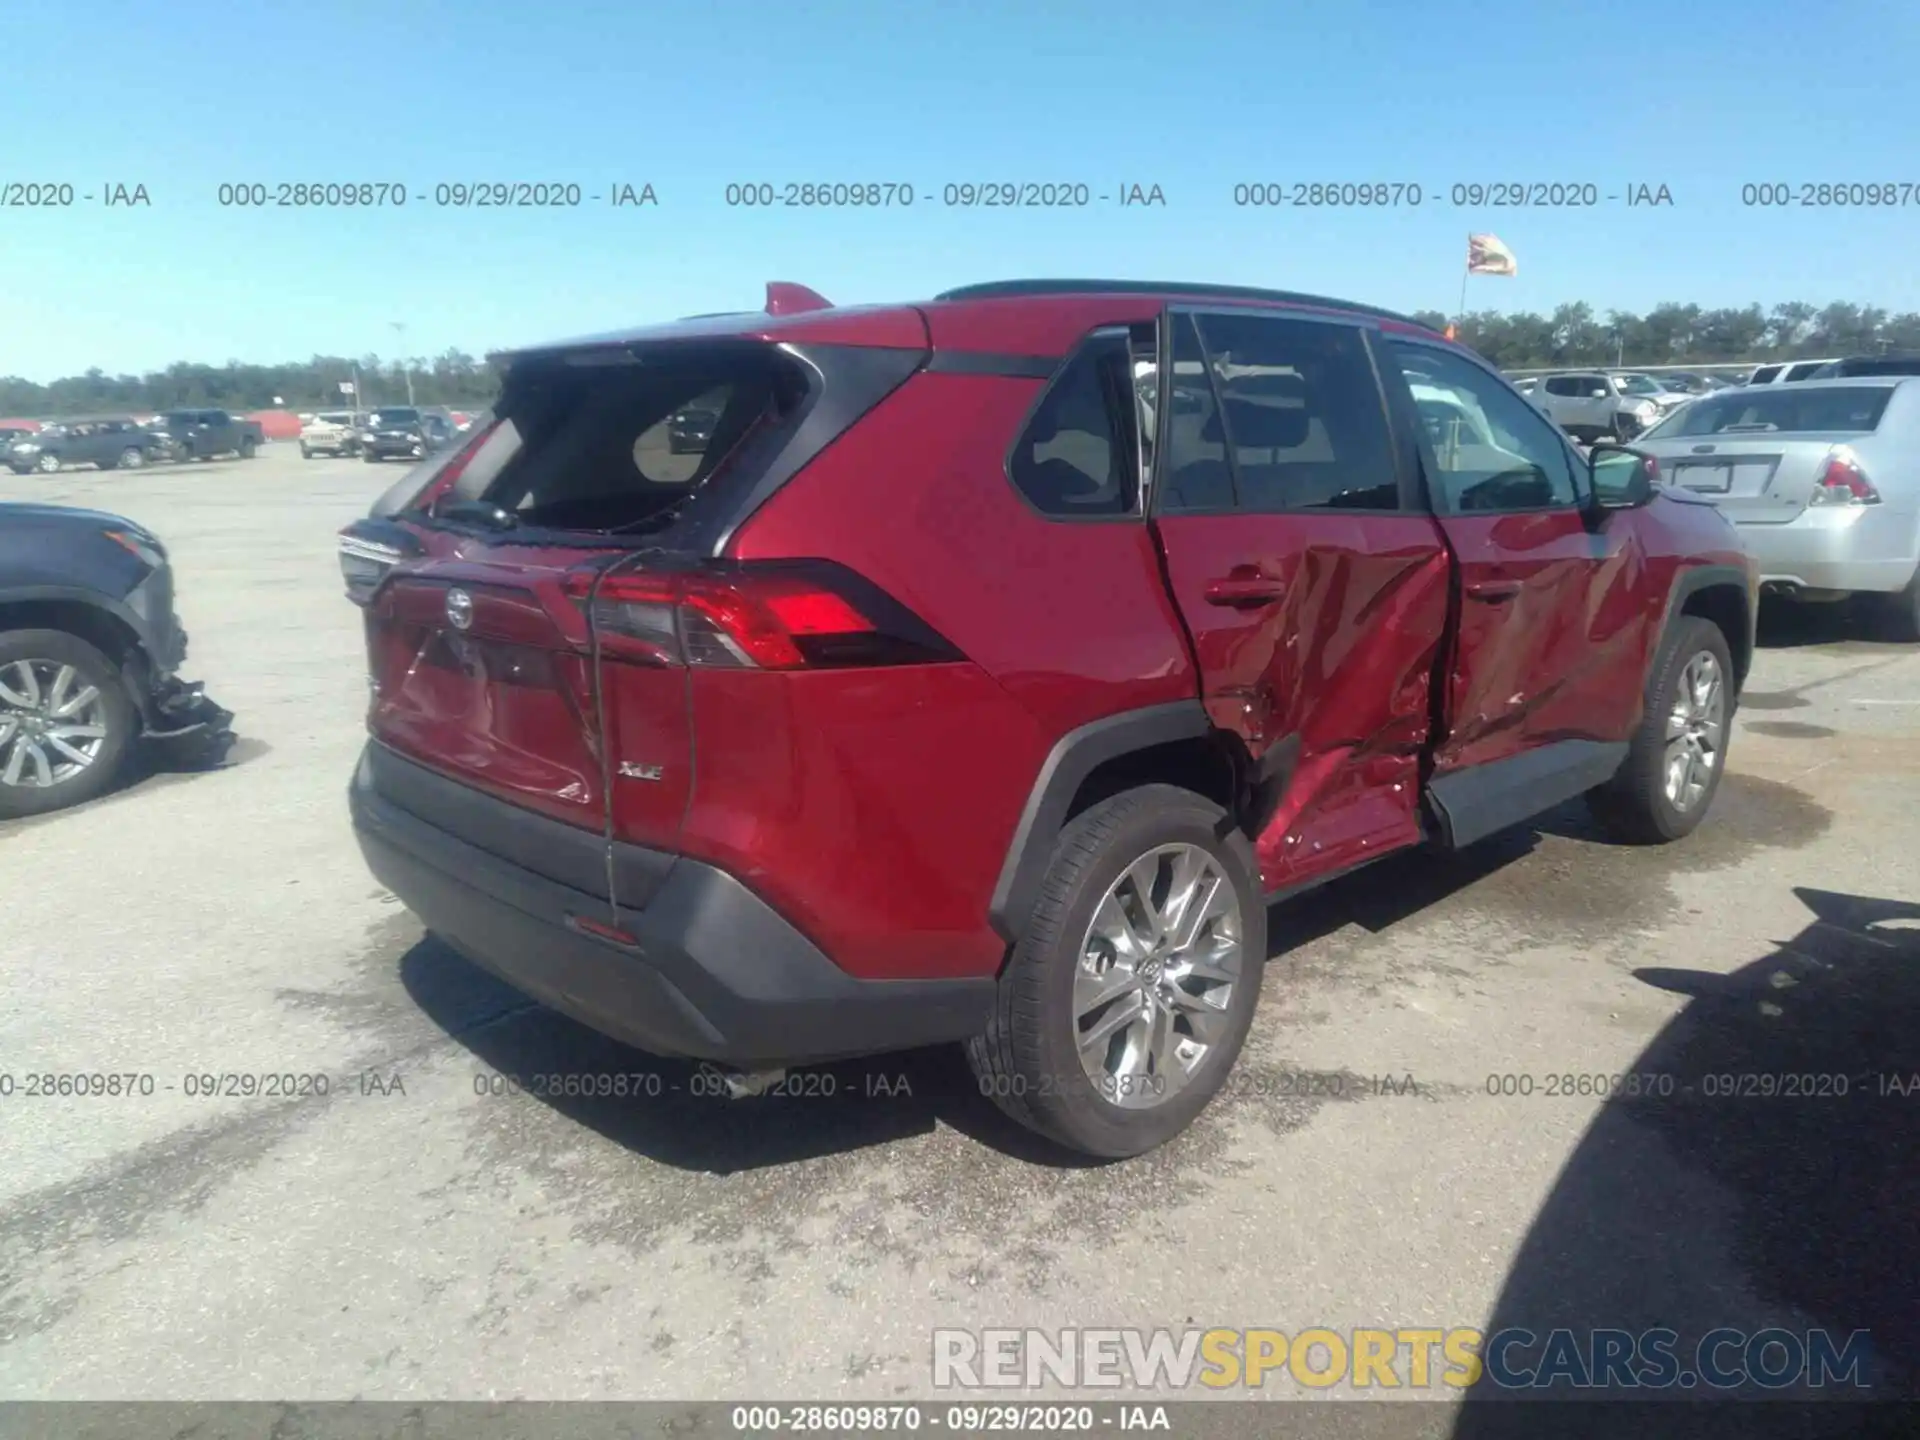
1073;842;1244;1109
1663;650;1726;812
0;659;112;790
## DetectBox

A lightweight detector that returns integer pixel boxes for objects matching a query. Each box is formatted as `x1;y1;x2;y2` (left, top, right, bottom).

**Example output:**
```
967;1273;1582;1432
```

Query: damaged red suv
343;280;1756;1157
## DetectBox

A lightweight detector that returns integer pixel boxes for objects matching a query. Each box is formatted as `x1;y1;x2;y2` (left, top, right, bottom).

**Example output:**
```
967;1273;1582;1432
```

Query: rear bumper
1736;504;1920;594
349;742;996;1067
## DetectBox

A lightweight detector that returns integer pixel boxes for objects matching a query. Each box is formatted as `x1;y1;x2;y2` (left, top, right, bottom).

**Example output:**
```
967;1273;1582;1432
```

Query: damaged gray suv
0;501;234;818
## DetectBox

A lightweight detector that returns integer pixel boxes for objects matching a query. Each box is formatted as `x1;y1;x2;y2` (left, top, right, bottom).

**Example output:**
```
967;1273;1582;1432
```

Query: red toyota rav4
342;280;1756;1158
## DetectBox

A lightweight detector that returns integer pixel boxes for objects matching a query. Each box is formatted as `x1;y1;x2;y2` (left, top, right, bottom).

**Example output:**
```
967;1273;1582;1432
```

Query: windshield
1643;385;1895;439
1614;375;1661;396
372;408;420;427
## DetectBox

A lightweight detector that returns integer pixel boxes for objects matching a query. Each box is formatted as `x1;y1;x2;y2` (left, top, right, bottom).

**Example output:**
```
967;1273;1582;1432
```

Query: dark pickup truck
149;409;265;463
6;418;169;475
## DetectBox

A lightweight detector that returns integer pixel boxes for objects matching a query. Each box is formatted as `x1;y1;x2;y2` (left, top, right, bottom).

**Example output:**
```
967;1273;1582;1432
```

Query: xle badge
619;762;665;782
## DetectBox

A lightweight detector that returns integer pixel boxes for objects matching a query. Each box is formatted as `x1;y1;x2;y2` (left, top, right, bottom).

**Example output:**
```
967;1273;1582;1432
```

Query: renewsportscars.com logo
932;1327;1875;1393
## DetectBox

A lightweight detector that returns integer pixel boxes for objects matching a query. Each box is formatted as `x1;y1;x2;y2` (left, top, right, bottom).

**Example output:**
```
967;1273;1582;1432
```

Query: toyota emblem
445;588;474;631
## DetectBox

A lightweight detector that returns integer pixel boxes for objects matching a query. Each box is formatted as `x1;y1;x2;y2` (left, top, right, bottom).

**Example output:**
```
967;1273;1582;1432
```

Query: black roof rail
932;279;1437;330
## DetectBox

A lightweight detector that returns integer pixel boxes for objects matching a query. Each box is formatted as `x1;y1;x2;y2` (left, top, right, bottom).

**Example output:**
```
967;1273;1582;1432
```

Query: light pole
390;322;415;406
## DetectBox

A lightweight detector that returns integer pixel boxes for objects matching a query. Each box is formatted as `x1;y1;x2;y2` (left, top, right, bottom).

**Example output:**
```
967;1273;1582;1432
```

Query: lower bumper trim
349;744;997;1067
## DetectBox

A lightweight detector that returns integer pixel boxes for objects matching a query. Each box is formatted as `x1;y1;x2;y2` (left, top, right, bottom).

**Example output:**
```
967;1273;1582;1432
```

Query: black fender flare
987;700;1222;945
0;583;161;720
1659;562;1754;692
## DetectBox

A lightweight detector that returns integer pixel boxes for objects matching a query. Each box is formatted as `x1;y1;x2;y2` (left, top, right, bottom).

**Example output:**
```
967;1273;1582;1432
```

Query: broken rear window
462;344;808;534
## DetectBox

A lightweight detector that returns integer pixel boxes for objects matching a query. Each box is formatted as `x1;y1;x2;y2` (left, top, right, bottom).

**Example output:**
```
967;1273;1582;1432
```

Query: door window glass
1389;343;1578;513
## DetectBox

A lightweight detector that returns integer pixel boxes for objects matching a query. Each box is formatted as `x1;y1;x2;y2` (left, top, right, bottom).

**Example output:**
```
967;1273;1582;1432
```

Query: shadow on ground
1452;886;1920;1438
399;768;1825;1177
398;934;1113;1171
0;732;267;837
1755;595;1906;651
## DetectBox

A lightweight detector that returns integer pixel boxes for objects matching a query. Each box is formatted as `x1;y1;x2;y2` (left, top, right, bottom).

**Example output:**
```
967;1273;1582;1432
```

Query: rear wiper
606;496;696;535
436;499;519;531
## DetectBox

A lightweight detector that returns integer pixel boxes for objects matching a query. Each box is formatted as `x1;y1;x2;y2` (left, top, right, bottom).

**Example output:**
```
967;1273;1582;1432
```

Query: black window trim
1382;334;1589;517
998;324;1148;525
1149;304;1416;519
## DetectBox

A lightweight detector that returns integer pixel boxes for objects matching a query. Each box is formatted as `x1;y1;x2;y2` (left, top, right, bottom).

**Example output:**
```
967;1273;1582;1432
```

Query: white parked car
1745;359;1840;386
300;410;365;459
1529;372;1662;442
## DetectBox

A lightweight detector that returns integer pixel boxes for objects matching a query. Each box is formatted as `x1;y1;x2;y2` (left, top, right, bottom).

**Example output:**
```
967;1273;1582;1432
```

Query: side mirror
1587;443;1658;510
1588;388;1609;399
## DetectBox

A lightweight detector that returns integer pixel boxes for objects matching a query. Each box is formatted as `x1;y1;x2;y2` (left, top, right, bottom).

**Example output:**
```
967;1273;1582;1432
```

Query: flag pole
1456;263;1470;331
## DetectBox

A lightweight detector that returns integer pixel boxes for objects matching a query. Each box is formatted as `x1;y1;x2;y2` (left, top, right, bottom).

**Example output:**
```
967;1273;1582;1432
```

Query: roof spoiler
765;282;833;316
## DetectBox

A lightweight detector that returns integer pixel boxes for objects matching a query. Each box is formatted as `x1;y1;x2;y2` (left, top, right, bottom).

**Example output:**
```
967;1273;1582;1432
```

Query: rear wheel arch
988;701;1259;945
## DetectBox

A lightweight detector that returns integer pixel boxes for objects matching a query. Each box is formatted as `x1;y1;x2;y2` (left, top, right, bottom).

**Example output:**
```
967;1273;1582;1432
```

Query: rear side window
1646;385;1894;438
1161;311;1399;513
1747;365;1781;384
1781;361;1829;382
1007;336;1139;517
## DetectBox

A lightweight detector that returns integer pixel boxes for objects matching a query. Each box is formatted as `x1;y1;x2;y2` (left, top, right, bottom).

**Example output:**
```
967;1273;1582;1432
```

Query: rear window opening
1648;386;1894;439
438;343;811;536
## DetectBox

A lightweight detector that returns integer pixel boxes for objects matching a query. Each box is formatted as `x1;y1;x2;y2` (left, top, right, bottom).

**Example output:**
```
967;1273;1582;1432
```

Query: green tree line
1406;300;1920;371
0;350;504;418
4;299;1917;416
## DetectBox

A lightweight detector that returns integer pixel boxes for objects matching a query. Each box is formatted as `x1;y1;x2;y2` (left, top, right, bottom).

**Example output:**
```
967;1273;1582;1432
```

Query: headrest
1223;394;1311;449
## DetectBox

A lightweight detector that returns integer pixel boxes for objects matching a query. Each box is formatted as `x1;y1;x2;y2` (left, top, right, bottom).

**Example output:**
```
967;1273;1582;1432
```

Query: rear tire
1873;566;1920;643
1587;616;1735;844
966;784;1266;1159
239;438;256;458
0;629;137;819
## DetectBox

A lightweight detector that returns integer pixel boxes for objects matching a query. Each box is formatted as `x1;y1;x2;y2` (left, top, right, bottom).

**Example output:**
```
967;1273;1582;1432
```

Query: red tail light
1811;446;1880;506
561;562;962;670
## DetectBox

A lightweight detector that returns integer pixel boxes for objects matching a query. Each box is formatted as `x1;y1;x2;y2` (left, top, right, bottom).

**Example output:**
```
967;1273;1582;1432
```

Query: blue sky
3;0;1916;381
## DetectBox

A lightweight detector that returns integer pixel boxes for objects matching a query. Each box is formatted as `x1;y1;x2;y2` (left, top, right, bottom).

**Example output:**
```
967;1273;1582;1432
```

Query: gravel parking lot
2;445;1917;1408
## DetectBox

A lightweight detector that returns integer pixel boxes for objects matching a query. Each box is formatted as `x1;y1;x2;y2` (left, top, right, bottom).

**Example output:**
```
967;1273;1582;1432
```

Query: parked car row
300;407;463;462
3;411;265;475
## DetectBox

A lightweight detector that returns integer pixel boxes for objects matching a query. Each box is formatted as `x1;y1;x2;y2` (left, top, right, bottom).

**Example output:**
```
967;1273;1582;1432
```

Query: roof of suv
1814;354;1920;376
494;279;1440;364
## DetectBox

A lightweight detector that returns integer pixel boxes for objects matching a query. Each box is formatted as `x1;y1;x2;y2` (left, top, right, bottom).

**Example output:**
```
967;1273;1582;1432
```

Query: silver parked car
1633;377;1920;638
